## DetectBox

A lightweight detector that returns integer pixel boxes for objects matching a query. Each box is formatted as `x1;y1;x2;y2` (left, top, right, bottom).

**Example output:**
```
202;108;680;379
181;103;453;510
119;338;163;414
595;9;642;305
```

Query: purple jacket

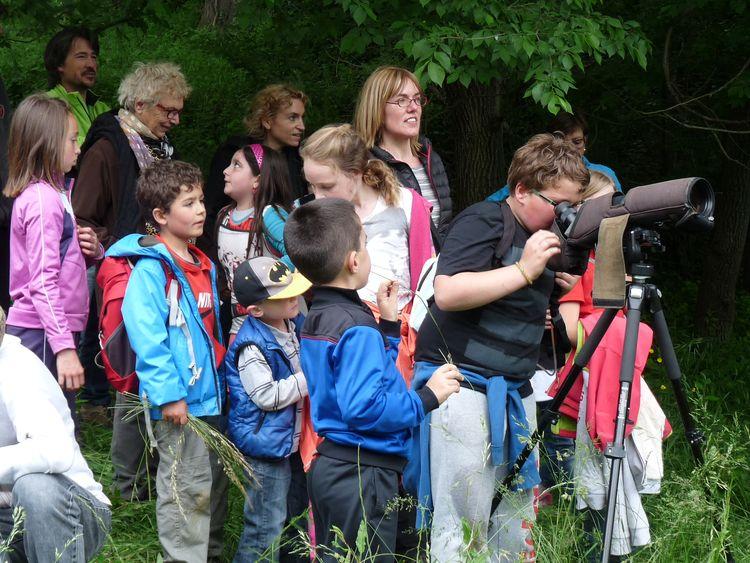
7;181;91;353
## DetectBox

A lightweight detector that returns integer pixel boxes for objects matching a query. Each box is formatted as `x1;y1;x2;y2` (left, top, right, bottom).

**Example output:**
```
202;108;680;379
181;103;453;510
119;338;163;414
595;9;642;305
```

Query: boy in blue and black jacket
284;198;462;560
223;256;311;562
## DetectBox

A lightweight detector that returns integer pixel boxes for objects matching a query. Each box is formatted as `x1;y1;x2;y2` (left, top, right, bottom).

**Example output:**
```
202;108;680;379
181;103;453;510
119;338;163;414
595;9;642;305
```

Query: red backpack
96;256;176;394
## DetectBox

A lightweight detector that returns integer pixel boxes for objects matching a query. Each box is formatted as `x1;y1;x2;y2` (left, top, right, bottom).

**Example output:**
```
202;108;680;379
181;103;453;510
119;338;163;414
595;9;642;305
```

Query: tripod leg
649;291;704;464
601;284;645;563
491;308;619;514
650;290;735;563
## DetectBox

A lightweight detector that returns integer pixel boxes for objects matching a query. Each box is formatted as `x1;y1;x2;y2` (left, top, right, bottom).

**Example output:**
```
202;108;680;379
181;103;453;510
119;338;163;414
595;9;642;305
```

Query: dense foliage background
1;0;749;560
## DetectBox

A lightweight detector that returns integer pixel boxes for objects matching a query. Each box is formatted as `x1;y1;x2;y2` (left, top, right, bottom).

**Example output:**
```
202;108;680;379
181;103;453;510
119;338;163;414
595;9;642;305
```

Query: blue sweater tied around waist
405;362;541;528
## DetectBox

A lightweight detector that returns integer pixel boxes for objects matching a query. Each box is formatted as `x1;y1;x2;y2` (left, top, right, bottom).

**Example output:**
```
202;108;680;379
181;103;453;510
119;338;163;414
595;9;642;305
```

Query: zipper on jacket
253;411;267;434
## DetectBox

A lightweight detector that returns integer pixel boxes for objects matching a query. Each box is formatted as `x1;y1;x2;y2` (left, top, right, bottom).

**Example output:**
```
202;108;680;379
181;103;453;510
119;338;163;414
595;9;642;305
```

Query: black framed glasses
386;95;429;108
155;103;183;120
531;189;559;207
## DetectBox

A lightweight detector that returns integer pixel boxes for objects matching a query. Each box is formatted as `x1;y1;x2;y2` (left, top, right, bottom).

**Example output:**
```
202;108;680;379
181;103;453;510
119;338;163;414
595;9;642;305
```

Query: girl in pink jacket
3;94;102;418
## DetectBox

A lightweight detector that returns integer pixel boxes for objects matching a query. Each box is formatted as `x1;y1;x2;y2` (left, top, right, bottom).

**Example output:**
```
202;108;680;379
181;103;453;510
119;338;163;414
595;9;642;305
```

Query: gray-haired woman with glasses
354;66;452;239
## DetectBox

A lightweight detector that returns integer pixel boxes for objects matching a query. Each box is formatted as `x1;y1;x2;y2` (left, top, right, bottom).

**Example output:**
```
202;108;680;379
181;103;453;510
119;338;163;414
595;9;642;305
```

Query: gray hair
117;62;192;111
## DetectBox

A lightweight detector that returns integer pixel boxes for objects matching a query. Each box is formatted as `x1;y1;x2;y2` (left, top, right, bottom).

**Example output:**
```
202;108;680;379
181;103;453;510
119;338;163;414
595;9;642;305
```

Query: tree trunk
446;81;506;212
695;158;750;339
200;0;237;29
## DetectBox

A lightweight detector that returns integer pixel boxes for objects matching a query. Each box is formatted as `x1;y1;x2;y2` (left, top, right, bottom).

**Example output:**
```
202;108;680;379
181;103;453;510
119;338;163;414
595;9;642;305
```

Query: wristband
514;261;533;286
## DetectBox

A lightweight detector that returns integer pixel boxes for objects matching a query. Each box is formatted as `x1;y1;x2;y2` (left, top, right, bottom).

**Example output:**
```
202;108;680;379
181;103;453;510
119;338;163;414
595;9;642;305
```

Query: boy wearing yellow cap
224;256;311;562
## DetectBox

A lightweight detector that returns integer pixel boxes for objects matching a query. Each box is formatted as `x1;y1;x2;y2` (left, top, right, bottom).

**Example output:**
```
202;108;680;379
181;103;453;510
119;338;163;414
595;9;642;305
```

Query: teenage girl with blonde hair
301;123;434;322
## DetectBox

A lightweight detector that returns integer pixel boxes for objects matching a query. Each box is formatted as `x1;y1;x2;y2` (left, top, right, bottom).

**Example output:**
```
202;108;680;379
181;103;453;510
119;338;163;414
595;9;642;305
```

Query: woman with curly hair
205;84;308;239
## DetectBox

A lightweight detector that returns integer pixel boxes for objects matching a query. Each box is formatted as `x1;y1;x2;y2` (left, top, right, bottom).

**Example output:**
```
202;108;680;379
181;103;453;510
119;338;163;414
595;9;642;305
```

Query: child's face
62;113;80;174
156;184;206;241
304;159;359;202
253;296;300;324
223;150;259;204
515;178;582;232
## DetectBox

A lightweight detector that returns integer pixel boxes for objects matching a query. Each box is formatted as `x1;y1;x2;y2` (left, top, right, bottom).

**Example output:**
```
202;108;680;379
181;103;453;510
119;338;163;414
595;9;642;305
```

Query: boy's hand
77;225;100;258
555;272;580;295
376;280;399;322
425;363;463;404
518;230;561;281
56;348;84;391
162;399;189;426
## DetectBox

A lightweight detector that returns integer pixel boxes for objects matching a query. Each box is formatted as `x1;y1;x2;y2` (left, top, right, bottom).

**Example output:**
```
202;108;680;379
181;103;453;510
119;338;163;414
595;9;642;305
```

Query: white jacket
0;335;110;507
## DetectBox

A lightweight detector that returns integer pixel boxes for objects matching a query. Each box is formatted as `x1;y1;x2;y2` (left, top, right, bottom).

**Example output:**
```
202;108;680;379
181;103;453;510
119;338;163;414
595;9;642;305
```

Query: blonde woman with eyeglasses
355;66;452;237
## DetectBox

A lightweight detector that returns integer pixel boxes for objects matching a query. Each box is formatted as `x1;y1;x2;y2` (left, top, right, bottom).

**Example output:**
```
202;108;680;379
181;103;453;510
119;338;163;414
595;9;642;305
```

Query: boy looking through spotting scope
284;197;462;560
408;133;588;561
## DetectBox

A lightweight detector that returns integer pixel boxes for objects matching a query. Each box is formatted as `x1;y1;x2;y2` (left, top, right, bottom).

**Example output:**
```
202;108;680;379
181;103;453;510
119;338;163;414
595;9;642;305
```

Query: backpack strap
494;201;517;264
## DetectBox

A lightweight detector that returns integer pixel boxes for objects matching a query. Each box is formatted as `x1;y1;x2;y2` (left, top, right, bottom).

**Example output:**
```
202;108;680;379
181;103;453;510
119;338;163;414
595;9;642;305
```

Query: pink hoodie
6;181;89;353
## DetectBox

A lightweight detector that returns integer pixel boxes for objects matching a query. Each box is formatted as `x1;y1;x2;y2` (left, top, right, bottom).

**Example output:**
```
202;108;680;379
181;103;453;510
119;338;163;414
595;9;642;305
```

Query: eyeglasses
531;189;559;207
155;103;183;120
386;95;429;108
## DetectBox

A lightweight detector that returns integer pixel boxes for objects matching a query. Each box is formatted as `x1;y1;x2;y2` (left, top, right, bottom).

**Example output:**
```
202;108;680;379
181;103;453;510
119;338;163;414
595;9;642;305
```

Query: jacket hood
80;110;122;156
106;234;179;268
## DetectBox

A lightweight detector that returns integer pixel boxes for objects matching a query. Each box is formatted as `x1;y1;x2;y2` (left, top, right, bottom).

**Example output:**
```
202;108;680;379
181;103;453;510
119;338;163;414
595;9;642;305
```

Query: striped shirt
412;166;440;225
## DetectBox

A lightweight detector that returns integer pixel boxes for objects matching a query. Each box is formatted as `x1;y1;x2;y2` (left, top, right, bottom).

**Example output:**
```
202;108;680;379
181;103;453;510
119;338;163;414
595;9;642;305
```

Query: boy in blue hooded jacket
107;160;227;563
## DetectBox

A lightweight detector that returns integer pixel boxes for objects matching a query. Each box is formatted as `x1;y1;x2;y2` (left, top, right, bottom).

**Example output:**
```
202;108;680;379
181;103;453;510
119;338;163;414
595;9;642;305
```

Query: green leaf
561;54;573;70
355;519;367;554
352;5;367;25
427;61;446;86
412;38;433;60
459;72;472;88
531;82;544;102
522;38;535;58
434;51;451;71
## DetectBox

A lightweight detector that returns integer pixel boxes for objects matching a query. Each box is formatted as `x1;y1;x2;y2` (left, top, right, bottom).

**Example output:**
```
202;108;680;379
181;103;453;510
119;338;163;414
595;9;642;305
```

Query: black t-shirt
415;201;555;379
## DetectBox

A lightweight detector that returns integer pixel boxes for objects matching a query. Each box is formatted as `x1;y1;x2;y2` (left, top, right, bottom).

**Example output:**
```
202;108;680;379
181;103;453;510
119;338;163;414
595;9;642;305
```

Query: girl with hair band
3;94;102;420
206;84;308;243
355;66;452;238
301;123;434;384
217;143;296;339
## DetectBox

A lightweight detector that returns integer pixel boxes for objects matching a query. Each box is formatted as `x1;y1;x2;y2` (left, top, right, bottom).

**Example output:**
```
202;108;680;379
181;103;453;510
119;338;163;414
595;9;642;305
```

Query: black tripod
492;228;733;563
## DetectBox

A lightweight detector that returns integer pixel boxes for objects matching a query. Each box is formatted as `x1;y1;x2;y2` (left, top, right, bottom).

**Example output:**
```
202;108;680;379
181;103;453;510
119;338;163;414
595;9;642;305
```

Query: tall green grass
78;289;750;561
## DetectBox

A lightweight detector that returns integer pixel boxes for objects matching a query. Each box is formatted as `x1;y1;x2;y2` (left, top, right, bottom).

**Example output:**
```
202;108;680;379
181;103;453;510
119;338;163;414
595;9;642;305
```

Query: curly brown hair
136;160;203;226
244;84;308;140
507;133;589;196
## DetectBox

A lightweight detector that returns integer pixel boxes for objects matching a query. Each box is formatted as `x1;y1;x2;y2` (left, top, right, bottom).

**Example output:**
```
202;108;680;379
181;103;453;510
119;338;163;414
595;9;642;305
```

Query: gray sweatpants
154;418;229;563
429;388;537;562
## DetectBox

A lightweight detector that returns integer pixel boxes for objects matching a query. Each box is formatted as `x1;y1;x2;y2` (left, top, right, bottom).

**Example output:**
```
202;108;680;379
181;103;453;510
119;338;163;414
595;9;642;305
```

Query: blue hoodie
107;234;224;420
300;287;438;461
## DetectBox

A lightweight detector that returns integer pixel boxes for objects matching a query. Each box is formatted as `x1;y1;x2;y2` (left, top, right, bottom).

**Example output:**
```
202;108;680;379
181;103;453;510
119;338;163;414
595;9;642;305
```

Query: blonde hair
3;94;69;198
117;62;192;111
581;170;616;200
354;66;423;153
301;123;400;207
507;133;589;197
244;84;308;140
